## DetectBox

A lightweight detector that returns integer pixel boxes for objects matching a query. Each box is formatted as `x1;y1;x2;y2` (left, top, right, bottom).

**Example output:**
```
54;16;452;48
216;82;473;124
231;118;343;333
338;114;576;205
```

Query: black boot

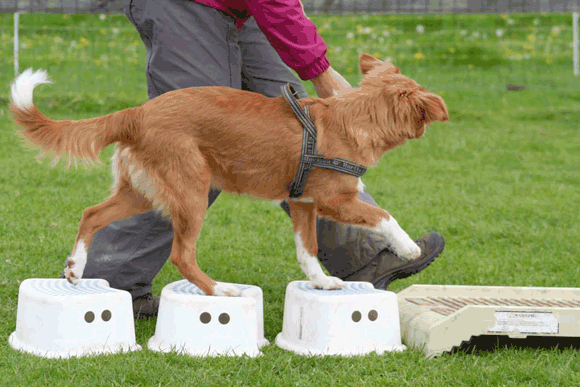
133;293;161;319
342;232;445;290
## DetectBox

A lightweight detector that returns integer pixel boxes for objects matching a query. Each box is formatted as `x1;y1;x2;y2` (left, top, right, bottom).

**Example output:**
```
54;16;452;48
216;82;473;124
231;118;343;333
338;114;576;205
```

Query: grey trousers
82;0;389;298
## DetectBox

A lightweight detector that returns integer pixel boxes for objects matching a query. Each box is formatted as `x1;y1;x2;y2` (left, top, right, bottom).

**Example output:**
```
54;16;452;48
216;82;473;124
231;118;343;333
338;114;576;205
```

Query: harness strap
282;83;367;199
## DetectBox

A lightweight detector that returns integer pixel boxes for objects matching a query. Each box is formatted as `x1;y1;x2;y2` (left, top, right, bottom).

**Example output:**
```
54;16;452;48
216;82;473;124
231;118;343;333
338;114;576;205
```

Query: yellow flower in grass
414;52;425;60
77;37;89;49
527;34;534;42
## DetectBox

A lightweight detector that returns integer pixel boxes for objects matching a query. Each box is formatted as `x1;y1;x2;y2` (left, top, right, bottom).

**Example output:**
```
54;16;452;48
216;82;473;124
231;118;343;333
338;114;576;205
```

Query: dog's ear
404;90;448;124
360;53;384;75
361;53;401;77
403;91;448;138
382;62;401;75
419;92;449;124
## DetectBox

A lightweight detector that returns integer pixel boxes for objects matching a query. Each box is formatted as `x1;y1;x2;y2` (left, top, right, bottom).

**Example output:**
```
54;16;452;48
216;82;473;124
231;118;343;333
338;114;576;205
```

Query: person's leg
238;18;444;287
76;0;240;310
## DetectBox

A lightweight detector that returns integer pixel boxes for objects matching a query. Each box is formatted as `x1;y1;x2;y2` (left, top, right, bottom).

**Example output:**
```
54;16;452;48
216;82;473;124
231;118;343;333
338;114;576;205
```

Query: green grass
1;11;580;386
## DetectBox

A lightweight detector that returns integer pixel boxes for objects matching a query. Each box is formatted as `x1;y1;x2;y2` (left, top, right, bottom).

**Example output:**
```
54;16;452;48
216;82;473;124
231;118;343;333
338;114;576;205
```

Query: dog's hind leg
317;196;421;261
161;153;240;297
64;177;153;284
287;201;344;290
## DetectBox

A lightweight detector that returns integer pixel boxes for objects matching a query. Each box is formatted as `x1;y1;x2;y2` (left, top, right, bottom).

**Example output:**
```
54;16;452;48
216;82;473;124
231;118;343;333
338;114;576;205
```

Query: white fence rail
1;0;579;14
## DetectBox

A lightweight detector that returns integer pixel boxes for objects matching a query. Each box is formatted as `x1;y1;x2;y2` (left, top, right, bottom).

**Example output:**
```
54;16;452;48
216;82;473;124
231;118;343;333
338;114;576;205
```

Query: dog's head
358;53;449;140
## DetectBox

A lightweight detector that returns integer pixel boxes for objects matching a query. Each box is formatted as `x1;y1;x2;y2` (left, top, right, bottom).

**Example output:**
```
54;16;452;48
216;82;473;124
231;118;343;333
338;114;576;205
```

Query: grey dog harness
282;83;367;199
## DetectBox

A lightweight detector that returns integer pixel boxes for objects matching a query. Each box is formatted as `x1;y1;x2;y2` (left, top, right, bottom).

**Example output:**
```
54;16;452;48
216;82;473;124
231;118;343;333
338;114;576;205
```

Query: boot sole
372;234;445;290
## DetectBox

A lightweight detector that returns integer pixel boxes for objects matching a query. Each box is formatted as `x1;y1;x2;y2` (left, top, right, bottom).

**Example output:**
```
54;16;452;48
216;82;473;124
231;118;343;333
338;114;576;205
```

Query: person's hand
310;67;351;98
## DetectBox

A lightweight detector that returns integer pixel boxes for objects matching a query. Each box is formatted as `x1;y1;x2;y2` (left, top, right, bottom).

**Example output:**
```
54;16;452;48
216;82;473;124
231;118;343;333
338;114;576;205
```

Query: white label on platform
488;311;559;334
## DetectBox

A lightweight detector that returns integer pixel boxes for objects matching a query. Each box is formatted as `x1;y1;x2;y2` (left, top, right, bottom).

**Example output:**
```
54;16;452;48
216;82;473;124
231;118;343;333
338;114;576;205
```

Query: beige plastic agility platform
398;285;580;358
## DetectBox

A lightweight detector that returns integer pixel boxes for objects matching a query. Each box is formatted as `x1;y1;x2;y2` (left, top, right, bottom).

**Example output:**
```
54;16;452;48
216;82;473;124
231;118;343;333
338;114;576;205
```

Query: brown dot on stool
85;311;95;323
101;310;112;322
352;311;362;322
200;312;211;324
368;310;378;321
219;313;230;325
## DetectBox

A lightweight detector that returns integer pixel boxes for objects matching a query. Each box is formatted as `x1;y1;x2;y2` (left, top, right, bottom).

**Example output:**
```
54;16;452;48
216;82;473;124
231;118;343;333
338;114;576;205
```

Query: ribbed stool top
171;280;253;296
27;279;115;297
294;281;384;296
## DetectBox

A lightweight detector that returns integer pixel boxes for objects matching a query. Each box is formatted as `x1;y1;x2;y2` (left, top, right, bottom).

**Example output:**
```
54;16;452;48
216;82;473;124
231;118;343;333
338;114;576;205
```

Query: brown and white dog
11;54;448;296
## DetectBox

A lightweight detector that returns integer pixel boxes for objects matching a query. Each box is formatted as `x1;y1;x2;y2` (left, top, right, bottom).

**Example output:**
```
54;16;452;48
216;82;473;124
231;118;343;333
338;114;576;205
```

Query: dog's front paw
63;256;86;285
213;282;242;297
63;260;81;285
63;241;88;285
393;239;422;261
311;276;345;290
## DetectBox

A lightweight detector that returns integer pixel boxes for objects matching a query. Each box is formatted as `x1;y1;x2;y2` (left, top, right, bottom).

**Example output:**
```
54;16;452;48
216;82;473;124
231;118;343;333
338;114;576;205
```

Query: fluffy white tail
11;68;143;167
11;69;52;111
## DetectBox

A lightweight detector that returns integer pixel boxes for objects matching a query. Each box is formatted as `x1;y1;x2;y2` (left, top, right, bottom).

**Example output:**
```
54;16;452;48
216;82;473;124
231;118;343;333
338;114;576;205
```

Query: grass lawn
0;11;579;386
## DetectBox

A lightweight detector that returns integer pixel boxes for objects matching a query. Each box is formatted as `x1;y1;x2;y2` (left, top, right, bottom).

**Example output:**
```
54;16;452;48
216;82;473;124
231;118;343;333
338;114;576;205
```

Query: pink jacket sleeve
245;0;330;80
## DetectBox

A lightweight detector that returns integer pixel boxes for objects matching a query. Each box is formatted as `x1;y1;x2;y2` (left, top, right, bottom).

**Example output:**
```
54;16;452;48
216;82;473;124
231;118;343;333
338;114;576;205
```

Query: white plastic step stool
9;278;141;358
148;280;269;357
275;281;406;356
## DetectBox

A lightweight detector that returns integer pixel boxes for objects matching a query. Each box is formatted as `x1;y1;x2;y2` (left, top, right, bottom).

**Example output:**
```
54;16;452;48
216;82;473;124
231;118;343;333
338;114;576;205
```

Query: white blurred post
14;12;19;76
574;12;579;76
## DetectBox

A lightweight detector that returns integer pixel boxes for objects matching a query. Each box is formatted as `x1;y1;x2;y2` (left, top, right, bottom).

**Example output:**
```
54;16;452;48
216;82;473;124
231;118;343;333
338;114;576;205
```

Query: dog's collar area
282;83;367;199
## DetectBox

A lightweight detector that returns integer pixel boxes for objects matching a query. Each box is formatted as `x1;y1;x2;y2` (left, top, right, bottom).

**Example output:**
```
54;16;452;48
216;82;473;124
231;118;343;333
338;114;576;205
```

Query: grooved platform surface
398;285;580;358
